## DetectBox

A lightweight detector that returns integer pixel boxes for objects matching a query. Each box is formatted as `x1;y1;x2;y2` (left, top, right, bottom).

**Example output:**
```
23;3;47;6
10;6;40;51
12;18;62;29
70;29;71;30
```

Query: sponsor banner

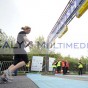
31;56;43;71
49;57;55;71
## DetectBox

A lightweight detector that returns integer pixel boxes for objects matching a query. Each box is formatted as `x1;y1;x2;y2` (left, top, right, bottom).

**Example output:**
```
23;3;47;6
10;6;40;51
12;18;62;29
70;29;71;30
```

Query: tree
0;29;15;61
29;36;47;54
29;36;55;54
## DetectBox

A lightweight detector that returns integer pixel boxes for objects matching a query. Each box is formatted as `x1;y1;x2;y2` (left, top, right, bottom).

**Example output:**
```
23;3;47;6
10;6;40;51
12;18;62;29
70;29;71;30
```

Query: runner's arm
23;36;33;47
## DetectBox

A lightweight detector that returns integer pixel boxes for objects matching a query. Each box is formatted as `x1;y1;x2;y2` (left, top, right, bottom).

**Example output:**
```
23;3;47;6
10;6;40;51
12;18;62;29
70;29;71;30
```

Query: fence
0;61;88;75
0;61;29;74
0;61;2;74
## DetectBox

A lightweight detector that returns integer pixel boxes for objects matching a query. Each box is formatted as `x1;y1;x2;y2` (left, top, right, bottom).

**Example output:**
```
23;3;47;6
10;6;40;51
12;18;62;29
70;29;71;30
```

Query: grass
0;71;88;76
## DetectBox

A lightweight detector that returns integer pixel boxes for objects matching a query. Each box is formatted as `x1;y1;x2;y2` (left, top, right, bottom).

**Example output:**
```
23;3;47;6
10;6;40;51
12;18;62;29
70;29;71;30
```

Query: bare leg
9;61;26;72
8;65;15;69
1;61;26;78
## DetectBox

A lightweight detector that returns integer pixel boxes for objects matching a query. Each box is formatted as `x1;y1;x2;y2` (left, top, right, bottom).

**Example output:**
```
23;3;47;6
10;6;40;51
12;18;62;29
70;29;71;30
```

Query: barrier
0;61;29;74
0;61;2;74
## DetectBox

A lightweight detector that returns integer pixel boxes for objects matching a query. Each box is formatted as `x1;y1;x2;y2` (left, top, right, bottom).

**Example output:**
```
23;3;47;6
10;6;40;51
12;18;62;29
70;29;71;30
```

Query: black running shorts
13;54;28;65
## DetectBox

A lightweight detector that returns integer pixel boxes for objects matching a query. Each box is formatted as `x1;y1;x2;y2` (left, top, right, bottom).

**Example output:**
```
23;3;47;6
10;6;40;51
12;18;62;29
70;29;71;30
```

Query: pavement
0;76;38;88
0;74;88;88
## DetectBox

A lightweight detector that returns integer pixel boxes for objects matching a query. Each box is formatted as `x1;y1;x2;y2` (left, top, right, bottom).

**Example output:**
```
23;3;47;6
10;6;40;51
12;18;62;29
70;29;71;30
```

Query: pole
45;41;49;74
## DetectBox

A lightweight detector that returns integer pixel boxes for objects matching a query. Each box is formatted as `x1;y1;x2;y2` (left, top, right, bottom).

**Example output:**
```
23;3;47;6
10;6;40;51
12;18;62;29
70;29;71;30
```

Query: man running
0;26;32;83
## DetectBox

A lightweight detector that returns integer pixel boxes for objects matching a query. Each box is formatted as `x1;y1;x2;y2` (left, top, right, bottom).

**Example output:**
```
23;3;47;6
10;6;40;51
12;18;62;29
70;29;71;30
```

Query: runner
0;26;32;83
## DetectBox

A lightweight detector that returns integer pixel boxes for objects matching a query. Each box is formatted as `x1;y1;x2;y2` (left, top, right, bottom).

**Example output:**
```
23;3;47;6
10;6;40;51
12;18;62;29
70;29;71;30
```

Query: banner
31;56;43;71
49;57;55;71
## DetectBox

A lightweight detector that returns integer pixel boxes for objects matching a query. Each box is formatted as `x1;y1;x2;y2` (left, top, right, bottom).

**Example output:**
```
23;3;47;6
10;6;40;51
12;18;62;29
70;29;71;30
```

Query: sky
0;0;88;58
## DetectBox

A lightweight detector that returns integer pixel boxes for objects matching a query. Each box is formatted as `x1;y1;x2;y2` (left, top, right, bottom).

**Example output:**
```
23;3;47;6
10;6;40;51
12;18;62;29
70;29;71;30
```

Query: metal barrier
0;61;29;74
0;61;2;74
1;61;13;71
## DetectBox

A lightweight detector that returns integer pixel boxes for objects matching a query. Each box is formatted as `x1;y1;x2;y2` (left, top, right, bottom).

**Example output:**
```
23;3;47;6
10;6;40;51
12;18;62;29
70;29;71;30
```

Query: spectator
26;60;31;73
78;60;83;75
62;60;66;75
52;60;57;74
56;58;61;73
65;60;69;74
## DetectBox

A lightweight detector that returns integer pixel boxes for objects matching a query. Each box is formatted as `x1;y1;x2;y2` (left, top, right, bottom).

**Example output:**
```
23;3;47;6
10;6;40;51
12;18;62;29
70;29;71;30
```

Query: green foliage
0;29;15;61
29;36;55;54
0;54;13;61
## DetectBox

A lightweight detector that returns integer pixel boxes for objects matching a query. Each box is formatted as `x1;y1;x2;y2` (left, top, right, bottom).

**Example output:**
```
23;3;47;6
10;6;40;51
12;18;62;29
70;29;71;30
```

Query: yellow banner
76;0;88;18
58;25;68;38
